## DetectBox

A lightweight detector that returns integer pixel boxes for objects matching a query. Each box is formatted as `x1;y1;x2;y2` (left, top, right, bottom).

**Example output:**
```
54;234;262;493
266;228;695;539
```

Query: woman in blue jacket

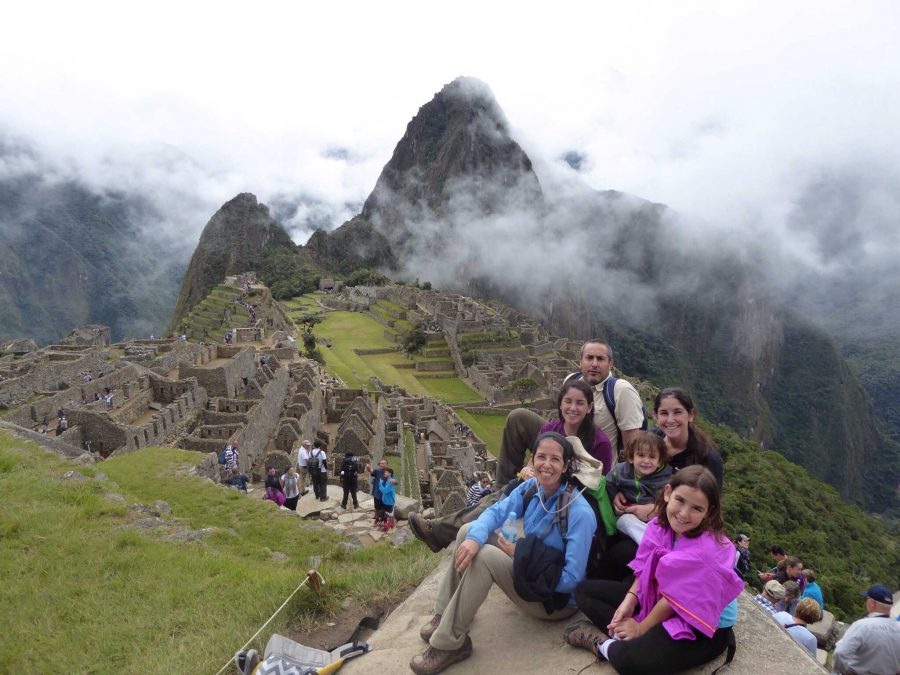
410;432;597;675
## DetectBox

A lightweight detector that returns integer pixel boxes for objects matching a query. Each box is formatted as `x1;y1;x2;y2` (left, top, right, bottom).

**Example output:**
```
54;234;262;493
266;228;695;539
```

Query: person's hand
609;618;643;640
625;502;655;522
454;539;481;573
496;534;516;558
519;466;535;480
609;592;637;629
612;492;629;515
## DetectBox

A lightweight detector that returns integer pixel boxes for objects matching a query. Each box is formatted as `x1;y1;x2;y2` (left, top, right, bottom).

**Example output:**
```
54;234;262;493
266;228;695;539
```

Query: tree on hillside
402;323;427;354
298;315;324;363
345;268;388;287
506;377;539;406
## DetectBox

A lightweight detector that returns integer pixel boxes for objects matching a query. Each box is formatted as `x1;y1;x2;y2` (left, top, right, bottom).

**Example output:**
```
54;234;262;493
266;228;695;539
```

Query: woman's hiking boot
419;613;443;643
563;619;609;659
409;635;473;675
382;517;396;532
408;513;443;552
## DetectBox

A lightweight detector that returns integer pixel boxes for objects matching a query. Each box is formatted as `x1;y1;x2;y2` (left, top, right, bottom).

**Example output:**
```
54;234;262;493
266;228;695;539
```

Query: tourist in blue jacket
410;432;596;675
378;467;397;532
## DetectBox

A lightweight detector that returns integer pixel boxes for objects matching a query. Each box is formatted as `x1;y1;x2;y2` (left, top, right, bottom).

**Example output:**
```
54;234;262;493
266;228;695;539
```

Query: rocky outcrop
358;76;542;255
169;193;295;328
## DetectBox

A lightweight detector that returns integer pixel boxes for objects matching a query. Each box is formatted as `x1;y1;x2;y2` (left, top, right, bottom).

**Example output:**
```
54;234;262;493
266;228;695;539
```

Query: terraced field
455;409;510;457
309;309;483;404
176;285;248;341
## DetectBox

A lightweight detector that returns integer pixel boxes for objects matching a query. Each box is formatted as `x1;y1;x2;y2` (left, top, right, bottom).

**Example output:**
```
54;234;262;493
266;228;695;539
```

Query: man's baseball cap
764;580;786;600
737;534;750;542
862;584;893;604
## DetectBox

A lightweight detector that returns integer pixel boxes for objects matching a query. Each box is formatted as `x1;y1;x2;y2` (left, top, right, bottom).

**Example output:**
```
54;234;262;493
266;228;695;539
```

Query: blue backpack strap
602;375;618;419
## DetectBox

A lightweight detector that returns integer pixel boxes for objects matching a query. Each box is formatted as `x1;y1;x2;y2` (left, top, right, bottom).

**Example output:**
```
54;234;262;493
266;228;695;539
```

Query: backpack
564;372;649;434
736;546;753;576
218;450;226;465
308;450;323;472
342;456;359;478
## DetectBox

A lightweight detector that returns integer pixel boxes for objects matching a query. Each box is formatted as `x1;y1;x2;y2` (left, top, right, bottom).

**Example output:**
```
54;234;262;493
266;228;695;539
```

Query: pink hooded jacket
630;517;743;640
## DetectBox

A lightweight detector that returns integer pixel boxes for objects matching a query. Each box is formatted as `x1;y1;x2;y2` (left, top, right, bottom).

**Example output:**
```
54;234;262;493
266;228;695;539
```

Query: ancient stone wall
232;367;290;473
5;364;141;428
180;347;255;398
0;349;110;408
145;341;215;376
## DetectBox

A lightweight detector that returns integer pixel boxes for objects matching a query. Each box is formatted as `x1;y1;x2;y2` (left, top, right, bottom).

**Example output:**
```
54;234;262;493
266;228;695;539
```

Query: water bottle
500;511;518;543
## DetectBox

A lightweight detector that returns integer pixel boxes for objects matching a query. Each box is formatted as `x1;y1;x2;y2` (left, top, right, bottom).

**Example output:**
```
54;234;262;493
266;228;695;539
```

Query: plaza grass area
0;436;439;673
313;310;482;404
455;410;510;457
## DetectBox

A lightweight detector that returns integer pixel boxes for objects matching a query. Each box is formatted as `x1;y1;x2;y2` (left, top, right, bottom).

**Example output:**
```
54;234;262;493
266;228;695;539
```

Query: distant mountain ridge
0;156;184;343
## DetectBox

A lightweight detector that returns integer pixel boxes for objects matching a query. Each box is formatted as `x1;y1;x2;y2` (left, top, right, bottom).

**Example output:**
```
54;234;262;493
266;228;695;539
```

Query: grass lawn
315;312;482;404
0;437;439;673
455;410;510;457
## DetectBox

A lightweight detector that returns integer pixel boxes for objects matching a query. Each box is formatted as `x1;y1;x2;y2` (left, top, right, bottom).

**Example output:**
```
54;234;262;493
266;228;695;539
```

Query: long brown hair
653;465;725;539
556;380;596;453
653;387;716;466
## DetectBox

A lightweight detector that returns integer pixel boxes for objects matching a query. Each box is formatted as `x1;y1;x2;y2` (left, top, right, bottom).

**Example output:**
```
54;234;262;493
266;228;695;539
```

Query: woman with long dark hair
566;466;741;674
540;379;612;470
612;387;723;524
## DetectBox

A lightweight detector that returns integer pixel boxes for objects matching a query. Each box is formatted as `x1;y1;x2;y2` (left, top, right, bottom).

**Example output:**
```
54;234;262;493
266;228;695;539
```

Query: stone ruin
325;284;586;405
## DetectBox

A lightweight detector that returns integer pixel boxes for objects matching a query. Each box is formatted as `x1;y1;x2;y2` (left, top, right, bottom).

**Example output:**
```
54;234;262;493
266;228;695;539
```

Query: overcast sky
2;0;898;252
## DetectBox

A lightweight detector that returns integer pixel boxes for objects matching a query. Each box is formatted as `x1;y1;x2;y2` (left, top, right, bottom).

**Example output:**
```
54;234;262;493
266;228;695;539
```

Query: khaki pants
496;408;544;484
430;523;577;650
297;467;308;493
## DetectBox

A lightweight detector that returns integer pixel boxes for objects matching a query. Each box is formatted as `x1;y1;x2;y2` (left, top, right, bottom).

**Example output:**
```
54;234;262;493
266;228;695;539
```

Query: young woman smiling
410;433;597;675
565;466;742;674
537;379;613;472
653;387;723;487
613;387;723;524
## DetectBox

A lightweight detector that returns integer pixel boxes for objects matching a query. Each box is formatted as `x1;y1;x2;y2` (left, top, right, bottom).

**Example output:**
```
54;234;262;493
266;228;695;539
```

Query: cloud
0;0;896;338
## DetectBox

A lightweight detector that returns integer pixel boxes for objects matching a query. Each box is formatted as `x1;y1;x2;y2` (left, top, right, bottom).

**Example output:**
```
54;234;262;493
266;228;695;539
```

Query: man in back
496;340;645;483
833;583;900;675
296;439;311;496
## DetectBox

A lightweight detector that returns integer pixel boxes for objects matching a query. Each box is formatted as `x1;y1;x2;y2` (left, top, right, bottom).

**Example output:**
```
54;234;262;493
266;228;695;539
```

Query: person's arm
554;502;596;594
832;623;860;674
609;579;640;629
614;381;646;442
705;449;724;489
465;480;527;546
625;502;656;521
613;597;675;640
592;429;614;474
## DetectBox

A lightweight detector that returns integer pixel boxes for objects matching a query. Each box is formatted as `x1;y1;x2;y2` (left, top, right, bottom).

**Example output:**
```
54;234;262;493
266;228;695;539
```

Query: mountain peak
360;77;542;249
169;193;293;327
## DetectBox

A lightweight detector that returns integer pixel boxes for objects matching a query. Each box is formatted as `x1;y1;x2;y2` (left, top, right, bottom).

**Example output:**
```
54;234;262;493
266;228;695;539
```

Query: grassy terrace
455;410;510;457
400;429;421;501
0;438;440;673
312;310;482;404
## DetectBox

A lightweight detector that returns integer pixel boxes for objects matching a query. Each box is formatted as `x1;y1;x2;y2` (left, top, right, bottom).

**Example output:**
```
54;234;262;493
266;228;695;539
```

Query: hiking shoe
409;635;472;675
419;613;443;643
409;513;443;553
564;620;608;658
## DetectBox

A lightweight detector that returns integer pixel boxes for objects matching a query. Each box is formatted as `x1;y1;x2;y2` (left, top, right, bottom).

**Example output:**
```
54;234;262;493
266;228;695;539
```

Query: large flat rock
342;555;825;675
